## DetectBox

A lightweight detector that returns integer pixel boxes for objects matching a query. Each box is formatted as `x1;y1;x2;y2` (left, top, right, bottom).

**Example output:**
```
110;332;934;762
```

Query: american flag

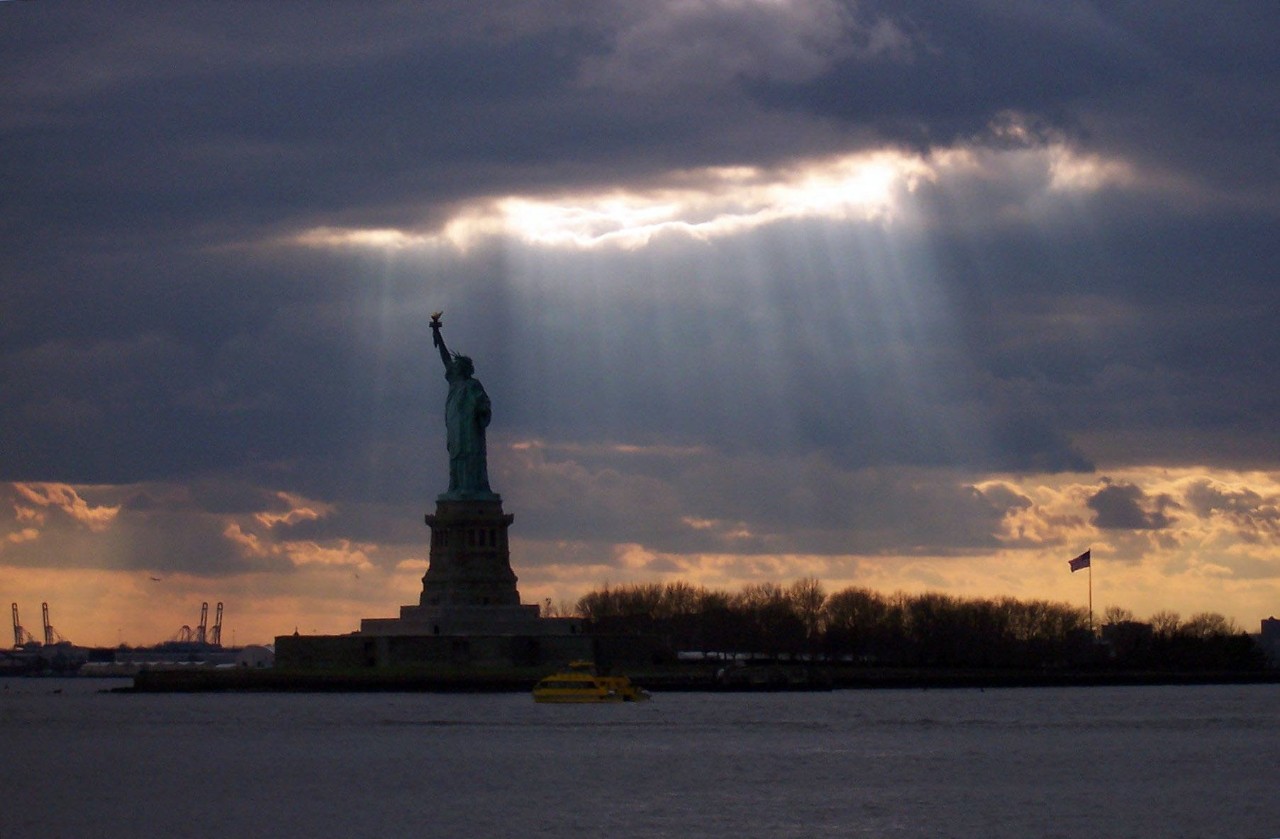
1069;549;1091;572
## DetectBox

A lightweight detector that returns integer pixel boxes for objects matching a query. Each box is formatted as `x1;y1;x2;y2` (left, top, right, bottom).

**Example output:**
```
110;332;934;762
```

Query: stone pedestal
359;495;579;639
420;497;520;607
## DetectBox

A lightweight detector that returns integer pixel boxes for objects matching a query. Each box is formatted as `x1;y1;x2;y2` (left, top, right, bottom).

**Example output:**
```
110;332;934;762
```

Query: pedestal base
361;603;570;637
358;495;582;638
420;497;521;608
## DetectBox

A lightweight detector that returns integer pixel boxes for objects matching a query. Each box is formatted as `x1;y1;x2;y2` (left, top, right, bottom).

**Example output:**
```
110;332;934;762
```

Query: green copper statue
430;312;496;500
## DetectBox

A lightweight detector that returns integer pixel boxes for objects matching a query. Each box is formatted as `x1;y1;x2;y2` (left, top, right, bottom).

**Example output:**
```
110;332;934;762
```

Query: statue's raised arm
430;311;451;369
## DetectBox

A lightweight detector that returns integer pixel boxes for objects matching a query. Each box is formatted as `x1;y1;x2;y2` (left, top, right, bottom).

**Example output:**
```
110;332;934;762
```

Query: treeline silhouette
570;580;1264;671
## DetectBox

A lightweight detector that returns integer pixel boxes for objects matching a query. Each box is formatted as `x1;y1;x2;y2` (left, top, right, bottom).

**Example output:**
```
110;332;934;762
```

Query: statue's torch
430;311;443;347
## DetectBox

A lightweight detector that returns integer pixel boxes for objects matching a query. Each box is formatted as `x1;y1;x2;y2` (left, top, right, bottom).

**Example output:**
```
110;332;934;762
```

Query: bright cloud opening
288;140;1148;255
480;153;915;249
291;227;432;249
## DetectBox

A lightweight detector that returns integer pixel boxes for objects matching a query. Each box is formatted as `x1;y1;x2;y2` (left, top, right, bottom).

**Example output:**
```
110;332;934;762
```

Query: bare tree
788;577;827;647
1149;610;1181;638
1181;612;1239;639
1103;606;1135;626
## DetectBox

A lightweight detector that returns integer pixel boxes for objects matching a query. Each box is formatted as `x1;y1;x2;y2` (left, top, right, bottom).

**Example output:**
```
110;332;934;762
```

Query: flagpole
1088;561;1093;635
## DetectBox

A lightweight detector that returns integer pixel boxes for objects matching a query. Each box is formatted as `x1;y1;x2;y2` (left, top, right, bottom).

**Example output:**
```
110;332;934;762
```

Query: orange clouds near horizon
5;464;1278;647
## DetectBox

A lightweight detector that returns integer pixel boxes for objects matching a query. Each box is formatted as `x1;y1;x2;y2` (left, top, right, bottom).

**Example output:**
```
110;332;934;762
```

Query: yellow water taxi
532;661;650;703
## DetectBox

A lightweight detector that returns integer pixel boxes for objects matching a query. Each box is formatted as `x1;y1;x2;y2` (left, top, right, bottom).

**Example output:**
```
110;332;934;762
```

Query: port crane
195;601;208;645
11;603;38;647
42;602;69;645
209;602;224;646
168;601;225;647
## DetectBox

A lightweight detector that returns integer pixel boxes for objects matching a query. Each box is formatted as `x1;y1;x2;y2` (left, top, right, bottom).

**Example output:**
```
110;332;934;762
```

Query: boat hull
532;663;650;703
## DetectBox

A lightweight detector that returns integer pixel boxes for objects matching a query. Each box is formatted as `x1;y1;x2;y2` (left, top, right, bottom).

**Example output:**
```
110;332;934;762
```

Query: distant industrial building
1259;617;1280;666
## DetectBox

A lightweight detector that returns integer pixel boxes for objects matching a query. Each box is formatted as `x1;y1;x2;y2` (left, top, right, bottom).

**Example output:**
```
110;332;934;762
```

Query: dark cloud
267;501;429;551
747;2;1144;149
118;480;285;516
749;2;1280;196
1086;479;1180;530
495;445;1031;558
1183;479;1280;541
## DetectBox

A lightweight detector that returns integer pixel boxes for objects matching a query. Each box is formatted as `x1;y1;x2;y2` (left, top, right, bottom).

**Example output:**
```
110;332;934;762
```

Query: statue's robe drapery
443;362;493;498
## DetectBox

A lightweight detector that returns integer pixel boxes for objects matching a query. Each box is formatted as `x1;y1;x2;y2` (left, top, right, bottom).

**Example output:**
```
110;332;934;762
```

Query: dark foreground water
1;679;1277;838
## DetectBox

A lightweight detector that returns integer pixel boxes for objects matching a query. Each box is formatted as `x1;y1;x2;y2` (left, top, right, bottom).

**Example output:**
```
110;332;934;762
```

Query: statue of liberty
429;312;496;500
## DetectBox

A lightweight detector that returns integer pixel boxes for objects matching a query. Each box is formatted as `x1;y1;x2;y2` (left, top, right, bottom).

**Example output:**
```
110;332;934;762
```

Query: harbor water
2;679;1277;838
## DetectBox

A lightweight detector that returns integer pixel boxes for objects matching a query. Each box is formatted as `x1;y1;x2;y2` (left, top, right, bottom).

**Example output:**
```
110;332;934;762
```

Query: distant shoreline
111;665;1280;694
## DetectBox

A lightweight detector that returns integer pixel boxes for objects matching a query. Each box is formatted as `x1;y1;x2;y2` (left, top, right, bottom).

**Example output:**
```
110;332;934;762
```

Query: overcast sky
4;1;1279;645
